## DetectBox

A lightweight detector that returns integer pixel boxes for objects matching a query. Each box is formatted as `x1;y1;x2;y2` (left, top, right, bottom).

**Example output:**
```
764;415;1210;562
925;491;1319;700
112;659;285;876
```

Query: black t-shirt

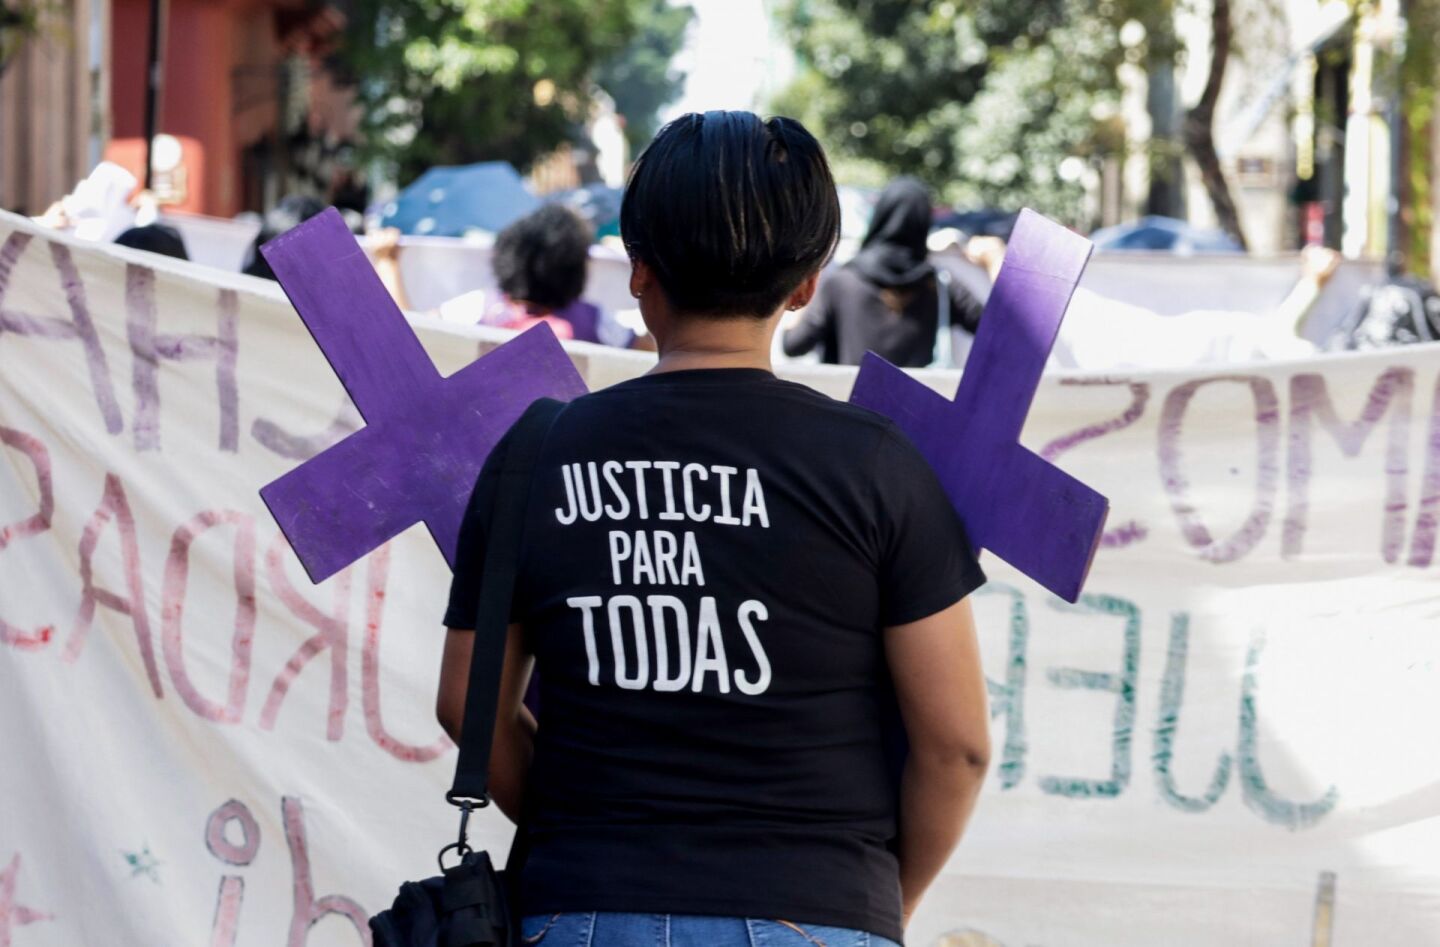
781;266;985;367
444;368;985;942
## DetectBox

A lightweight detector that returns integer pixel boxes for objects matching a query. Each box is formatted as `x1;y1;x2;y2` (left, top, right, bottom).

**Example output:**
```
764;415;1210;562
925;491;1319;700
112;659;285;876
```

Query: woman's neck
649;314;778;375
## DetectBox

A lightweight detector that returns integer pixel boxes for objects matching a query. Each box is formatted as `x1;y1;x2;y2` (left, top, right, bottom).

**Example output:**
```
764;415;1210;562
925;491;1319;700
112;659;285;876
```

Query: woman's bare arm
371;228;412;311
436;622;536;821
885;597;991;927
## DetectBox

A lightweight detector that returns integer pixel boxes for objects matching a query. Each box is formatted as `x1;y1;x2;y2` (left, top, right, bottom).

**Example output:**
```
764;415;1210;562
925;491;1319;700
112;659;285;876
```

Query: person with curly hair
481;203;642;349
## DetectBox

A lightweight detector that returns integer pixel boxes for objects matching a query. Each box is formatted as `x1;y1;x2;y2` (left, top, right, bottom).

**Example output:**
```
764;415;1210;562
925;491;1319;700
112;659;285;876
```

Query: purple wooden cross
258;208;587;583
850;209;1108;602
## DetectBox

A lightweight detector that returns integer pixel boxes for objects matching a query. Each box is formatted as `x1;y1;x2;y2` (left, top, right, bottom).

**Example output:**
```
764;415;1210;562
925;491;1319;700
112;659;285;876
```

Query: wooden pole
141;0;167;190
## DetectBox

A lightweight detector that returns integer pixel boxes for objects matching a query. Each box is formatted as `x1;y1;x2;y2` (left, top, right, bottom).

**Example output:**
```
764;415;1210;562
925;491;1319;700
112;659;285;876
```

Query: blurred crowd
27;155;1440;371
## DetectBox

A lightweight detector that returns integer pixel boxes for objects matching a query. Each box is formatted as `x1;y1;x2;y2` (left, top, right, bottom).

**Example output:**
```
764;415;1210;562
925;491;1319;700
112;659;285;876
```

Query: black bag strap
448;397;564;807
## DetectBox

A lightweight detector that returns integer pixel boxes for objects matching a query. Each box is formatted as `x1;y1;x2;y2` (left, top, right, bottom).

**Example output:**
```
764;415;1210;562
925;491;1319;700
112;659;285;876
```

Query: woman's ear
785;271;822;312
629;259;655;301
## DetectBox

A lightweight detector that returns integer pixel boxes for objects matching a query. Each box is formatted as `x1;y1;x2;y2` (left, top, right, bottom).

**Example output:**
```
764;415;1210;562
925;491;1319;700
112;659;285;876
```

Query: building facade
1126;0;1436;268
0;0;356;219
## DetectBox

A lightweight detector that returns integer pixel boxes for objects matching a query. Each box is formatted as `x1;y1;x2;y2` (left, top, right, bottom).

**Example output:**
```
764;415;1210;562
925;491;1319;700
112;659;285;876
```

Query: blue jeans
520;912;902;947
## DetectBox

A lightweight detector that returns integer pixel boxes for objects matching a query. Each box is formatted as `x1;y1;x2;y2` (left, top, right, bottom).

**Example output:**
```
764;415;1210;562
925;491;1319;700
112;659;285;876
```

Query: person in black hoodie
783;177;983;367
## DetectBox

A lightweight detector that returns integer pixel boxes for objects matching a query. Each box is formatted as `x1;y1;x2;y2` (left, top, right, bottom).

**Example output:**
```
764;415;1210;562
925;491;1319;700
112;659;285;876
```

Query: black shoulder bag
370;397;564;947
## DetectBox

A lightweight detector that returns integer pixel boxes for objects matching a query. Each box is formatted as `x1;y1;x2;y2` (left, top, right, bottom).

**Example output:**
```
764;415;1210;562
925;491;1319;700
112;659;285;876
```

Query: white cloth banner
1;210;1438;947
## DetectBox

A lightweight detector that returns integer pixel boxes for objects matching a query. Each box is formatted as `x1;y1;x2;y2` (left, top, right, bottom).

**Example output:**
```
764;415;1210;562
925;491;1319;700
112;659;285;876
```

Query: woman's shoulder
570;372;894;435
824;264;868;291
761;376;909;439
824;263;909;304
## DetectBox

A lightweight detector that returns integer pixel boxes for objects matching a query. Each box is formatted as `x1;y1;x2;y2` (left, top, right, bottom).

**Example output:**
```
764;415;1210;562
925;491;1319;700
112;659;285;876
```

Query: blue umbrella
549;183;623;238
1090;215;1244;254
379;162;541;237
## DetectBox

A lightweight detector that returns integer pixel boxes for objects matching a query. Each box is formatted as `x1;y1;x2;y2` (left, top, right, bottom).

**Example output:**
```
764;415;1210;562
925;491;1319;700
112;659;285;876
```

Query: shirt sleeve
442;432;510;630
948;278;986;335
782;278;836;357
874;426;986;626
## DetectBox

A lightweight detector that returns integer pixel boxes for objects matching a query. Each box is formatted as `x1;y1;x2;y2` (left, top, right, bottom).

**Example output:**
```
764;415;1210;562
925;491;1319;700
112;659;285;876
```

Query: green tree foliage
774;0;1177;224
342;0;648;181
1400;0;1439;278
595;0;696;154
0;1;55;77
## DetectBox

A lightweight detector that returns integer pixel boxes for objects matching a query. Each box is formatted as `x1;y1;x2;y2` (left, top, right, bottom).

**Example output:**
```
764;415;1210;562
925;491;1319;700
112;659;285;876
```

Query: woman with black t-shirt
437;112;991;947
782;176;984;367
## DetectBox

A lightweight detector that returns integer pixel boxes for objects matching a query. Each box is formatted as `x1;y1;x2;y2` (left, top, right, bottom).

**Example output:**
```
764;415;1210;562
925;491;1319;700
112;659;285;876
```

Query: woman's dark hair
243;194;326;280
621;111;841;318
848;177;936;314
114;224;189;261
492;204;593;310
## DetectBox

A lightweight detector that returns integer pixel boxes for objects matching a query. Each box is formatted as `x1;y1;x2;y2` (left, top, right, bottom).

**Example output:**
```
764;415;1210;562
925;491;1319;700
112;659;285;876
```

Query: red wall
110;0;149;140
109;0;278;217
